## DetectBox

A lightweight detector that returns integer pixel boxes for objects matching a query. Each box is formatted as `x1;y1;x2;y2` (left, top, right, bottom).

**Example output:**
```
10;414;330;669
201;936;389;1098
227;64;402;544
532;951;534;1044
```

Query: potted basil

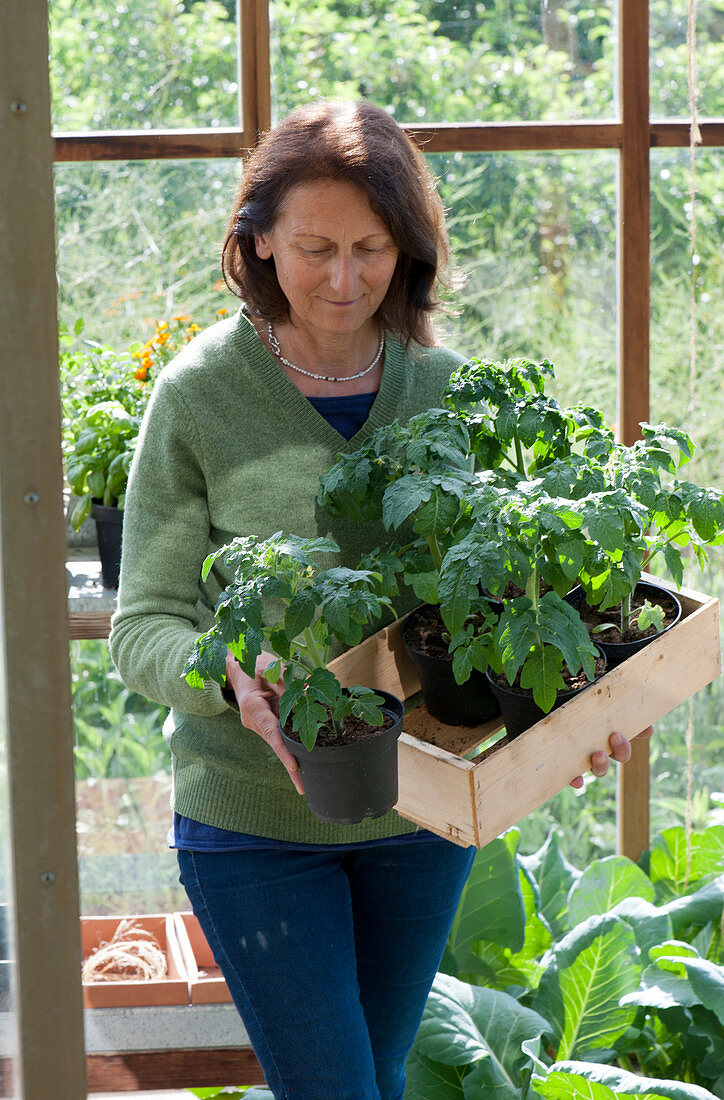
61;315;206;587
65;400;139;589
184;532;404;825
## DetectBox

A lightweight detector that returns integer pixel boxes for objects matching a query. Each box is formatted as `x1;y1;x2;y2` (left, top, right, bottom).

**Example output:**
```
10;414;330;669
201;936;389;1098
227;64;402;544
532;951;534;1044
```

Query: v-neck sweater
109;309;464;843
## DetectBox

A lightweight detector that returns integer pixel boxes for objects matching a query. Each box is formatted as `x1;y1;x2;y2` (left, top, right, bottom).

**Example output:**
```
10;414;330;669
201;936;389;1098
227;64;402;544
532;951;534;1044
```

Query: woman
110;99;642;1099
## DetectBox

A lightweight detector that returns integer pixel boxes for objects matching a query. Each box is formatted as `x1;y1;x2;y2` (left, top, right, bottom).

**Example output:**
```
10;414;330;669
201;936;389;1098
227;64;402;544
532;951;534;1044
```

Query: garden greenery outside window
55;159;238;348
49;0;240;131
269;0;617;123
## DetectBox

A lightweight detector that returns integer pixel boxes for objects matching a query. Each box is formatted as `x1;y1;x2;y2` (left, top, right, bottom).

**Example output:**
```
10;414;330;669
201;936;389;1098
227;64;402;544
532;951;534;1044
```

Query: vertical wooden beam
239;0;271;147
618;0;651;443
0;2;87;1097
254;0;272;133
617;0;651;861
618;736;651;862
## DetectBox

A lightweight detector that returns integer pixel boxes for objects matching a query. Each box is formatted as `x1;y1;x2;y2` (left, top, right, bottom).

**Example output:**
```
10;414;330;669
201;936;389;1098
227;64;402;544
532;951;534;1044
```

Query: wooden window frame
50;1;724;861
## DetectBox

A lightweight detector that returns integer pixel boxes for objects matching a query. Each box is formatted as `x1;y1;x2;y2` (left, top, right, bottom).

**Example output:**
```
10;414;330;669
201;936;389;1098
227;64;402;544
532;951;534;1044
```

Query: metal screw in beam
40;872;56;885
23;492;40;506
10;100;27;115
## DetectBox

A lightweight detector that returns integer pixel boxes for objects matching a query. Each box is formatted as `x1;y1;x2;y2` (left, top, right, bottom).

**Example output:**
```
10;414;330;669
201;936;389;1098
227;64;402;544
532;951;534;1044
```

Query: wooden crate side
171;912;201;986
470;595;721;848
328;617;419;699
396;733;478;846
173;912;232;1005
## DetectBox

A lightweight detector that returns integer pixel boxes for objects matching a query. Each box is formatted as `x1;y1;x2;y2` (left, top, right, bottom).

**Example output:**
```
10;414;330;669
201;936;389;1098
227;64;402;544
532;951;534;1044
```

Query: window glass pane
649;146;724;836
270;0;615;124
71;640;187;915
432;150;618;424
650;1;724;118
56;157;241;911
55;159;239;347
49;0;239;131
650;148;723;484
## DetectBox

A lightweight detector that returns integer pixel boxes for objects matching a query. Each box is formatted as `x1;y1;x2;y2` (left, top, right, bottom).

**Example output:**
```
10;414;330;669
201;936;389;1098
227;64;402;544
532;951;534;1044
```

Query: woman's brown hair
221;99;452;346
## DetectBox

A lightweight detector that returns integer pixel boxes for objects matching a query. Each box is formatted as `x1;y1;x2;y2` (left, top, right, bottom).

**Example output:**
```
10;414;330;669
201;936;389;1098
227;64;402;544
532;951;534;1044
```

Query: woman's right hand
224;649;305;796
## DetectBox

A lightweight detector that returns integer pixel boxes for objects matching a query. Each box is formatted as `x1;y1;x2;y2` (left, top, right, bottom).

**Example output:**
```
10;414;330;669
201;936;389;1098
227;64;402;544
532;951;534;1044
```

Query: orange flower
216;308;229;318
134;366;149;381
173;313;191;323
155;332;169;345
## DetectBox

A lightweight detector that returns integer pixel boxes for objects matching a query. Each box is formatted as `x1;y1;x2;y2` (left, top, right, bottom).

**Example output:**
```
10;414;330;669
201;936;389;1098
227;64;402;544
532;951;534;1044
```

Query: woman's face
254;179;399;340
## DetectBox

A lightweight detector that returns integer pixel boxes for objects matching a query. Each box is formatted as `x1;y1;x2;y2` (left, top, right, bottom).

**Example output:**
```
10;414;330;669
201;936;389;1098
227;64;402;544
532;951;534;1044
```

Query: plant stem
301;626;327;670
620;590;631;635
513;433;526;476
525;564;539;611
642;528;688;570
427;534;444;572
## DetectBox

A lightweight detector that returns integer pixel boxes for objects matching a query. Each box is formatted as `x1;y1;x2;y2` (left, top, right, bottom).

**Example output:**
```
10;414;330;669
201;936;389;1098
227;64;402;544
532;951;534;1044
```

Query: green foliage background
51;0;724;899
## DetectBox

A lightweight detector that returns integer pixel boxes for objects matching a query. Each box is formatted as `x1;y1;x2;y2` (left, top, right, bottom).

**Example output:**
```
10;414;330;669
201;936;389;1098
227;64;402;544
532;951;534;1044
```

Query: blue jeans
177;837;475;1099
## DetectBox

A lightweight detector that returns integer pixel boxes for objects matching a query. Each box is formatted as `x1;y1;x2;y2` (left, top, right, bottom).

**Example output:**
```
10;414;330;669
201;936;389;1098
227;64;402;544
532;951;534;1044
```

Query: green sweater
110;309;464;843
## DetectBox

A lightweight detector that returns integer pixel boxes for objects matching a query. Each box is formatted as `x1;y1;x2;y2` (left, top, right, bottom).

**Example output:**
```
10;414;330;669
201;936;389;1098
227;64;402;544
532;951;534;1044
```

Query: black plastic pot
401;607;500;727
566;580;682;669
280;690;404;825
485;648;607;740
91;500;123;589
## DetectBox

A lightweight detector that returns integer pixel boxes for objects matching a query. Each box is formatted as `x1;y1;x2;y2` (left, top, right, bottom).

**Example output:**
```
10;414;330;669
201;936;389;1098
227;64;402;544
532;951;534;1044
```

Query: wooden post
240;0;271;147
0;2;87;1096
617;0;652;861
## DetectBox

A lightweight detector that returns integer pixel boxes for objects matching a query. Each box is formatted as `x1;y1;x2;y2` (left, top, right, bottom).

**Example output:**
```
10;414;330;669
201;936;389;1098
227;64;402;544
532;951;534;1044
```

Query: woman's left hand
569;725;654;789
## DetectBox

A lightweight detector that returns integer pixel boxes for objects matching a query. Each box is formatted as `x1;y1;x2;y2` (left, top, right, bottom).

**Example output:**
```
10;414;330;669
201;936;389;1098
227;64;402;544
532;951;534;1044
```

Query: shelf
67;557;115;639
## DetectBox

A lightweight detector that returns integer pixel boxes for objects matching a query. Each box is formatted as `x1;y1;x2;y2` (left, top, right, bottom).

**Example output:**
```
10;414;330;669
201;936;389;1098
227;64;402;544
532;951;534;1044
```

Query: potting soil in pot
490;653;607;698
575;590;680;644
401;603;451;657
282;708;395;748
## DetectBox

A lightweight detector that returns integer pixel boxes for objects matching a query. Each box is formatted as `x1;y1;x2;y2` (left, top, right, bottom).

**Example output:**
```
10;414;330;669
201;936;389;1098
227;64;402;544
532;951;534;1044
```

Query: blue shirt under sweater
172;388;432;853
306;390;377;440
170;814;435;851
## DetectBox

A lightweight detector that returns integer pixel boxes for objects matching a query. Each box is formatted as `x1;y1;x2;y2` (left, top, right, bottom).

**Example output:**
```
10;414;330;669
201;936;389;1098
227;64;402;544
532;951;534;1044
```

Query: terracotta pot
281;690;404;825
81;913;189;1008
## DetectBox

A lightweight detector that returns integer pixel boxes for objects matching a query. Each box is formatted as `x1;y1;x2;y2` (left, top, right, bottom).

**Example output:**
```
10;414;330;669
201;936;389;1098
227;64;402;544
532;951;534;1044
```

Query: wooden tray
81;914;188;1008
172;912;233;1005
329;575;721;849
